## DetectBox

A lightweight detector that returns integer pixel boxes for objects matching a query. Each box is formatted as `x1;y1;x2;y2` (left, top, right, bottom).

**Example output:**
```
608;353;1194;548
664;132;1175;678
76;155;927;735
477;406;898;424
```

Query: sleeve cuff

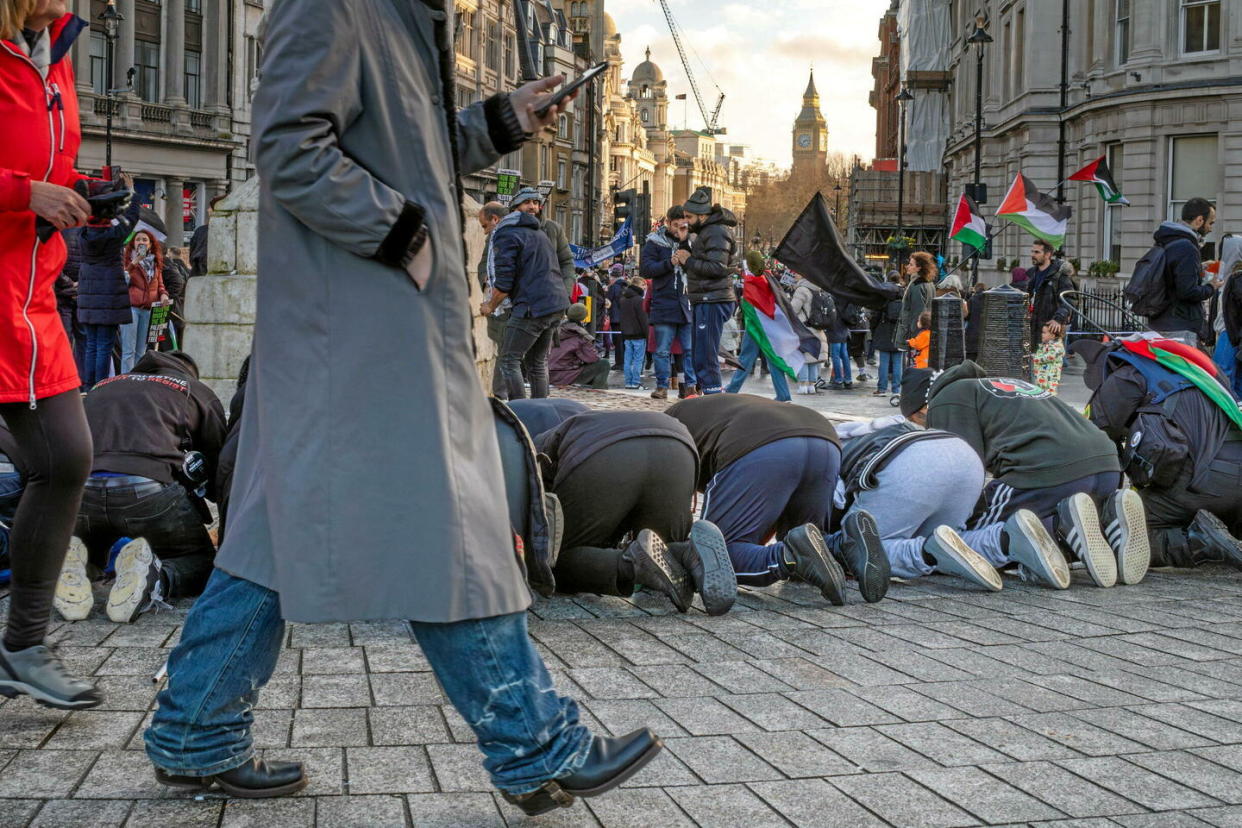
483;93;529;155
375;201;426;267
0;170;32;212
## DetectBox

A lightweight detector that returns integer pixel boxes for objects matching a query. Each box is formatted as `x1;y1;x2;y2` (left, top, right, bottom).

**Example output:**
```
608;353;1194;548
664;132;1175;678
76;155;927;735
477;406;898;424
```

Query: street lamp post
967;17;993;287
895;87;913;269
832;182;842;228
100;0;122;170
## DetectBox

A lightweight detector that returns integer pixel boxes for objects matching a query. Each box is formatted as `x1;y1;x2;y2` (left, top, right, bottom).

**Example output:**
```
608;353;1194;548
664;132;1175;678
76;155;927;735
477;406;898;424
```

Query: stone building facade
942;0;1239;278
71;0;261;247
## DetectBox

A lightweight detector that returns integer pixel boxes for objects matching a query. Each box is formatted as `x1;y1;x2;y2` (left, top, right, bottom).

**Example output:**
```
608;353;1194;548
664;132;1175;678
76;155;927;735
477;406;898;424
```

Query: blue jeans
830;342;852;384
797;363;820;384
145;569;592;794
623;338;645;386
1215;333;1241;397
652;322;695;389
120;306;152;374
877;350;903;393
692;302;735;394
82;323;116;387
726;333;791;402
0;471;21;569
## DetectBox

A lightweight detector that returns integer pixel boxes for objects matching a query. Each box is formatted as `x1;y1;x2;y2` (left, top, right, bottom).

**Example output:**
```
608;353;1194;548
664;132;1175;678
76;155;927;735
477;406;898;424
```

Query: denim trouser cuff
149;745;255;778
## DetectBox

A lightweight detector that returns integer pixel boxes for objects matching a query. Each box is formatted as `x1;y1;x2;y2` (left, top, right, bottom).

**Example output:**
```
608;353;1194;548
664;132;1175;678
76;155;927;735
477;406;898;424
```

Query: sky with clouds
609;0;892;169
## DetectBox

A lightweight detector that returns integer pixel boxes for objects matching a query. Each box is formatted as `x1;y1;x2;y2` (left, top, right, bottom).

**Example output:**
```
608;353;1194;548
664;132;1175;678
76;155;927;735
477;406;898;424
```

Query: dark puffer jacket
488;211;569;319
1147;221;1214;338
77;198;140;326
684;206;738;304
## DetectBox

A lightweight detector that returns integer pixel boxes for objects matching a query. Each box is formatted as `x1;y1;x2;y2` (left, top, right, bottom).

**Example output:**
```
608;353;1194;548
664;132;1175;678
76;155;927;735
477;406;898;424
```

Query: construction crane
655;0;726;135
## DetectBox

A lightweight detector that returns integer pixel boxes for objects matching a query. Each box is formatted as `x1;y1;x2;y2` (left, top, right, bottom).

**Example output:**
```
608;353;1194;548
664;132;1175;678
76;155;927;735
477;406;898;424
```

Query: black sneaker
0;642;102;710
1187;510;1242;568
836;510;890;603
1101;489;1151;585
1056;493;1116;588
782;524;847;606
668;520;737;616
624;530;693;613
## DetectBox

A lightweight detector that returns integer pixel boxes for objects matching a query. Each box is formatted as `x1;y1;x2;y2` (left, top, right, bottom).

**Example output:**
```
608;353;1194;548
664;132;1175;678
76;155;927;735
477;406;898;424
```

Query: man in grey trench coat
143;0;661;814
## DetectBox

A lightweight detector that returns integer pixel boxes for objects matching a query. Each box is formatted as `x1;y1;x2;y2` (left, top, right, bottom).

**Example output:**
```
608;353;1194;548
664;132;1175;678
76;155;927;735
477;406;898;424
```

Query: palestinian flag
949;194;987;250
1120;336;1242;430
997;174;1072;249
738;267;819;381
1069;155;1130;206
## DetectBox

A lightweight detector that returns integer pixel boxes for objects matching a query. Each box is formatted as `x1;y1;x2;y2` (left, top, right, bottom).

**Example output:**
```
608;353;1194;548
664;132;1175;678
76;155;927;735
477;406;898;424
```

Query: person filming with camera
0;0;133;708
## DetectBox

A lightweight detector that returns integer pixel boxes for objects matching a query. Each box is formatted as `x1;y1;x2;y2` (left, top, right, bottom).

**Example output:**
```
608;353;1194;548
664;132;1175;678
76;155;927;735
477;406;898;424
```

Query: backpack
806;289;838;331
1124;243;1172;318
841;303;868;329
883;298;903;324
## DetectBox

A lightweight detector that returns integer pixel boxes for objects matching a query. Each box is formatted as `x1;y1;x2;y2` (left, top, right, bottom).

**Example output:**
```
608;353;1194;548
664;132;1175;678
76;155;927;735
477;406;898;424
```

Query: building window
186;0;200;11
1101;144;1125;264
1014;9;1025;94
557;159;567;189
184;50;201;108
487;20;500;72
558;114;569;139
504;36;515;80
1181;0;1220;54
89;32;107;95
135;41;160;102
1168;134;1218;223
640;109;649;123
1115;0;1131;64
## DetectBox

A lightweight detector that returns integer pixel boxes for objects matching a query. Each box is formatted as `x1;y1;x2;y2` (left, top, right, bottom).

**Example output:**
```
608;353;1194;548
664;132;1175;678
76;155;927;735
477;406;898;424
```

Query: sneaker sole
787;525;847;606
844;511;890;603
107;539;158;624
638;531;693;613
0;679;102;710
928;527;1002;591
1007;511;1071;589
1107;490;1150;586
689;521;737;616
54;538;92;622
1060;494;1117;588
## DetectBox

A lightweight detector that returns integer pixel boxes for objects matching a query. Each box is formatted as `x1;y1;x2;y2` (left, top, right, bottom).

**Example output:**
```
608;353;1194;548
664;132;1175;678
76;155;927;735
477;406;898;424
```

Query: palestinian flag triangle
997;174;1072;249
739;266;820;381
1120;336;1242;430
950;194;987;250
1069;155;1130;205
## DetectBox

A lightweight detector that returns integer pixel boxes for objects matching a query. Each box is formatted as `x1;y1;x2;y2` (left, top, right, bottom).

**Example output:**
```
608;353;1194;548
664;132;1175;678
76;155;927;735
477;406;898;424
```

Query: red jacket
0;15;89;404
126;257;166;309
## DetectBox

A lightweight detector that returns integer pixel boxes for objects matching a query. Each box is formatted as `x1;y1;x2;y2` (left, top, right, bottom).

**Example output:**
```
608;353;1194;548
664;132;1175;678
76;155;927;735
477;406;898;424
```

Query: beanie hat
511;187;543;209
565;303;588;322
744;250;766;276
900;368;934;418
684;186;712;215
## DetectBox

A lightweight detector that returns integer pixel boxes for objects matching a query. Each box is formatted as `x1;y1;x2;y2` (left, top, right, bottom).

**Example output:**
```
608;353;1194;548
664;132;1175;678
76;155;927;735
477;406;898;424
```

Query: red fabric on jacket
0;15;89;404
125;258;166;309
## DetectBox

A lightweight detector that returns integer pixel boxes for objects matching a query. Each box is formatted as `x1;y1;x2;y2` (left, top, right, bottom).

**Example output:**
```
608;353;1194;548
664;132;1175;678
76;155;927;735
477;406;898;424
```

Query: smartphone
534;62;607;118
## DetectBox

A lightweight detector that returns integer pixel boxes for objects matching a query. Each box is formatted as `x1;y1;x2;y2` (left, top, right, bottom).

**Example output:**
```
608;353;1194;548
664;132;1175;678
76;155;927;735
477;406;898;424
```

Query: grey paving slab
1056;755;1223;811
344;746;435;794
665;783;791;828
748;778;889;828
662;736;783;784
315;795;406;828
828;771;977;827
0;800;40;828
875;721;1011;767
31;798;132;827
406;792;505;827
220;798;317;828
1126;750;1242;805
122;799;223;827
808;726;935;773
720;691;831;731
783;688;903;727
906;765;1065;824
734;730;859;778
583;787;696;828
0;750;96;798
980;760;1145;818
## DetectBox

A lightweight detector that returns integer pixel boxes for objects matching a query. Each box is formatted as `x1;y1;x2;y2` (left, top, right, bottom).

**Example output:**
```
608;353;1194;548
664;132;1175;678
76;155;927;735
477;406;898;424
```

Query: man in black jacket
511;187;576;296
1075;338;1242;571
1146;198;1221;340
535;411;736;615
482;207;571;400
680;187;738;395
1026;240;1074;346
54;351;227;624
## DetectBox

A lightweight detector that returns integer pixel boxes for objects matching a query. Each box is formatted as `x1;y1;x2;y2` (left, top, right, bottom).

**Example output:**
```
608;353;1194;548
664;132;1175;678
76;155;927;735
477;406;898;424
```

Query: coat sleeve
1087;369;1146;443
108;199;141;242
1168;240;1214;303
683;227;733;280
192;387;230;502
253;0;423;266
641;240;674;283
1051;272;1075;323
457;95;526;177
489;226;519;294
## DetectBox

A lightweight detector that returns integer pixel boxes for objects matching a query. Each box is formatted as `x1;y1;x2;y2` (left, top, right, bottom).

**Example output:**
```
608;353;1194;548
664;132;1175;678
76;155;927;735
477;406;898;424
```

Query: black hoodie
85;351;228;496
926;360;1119;489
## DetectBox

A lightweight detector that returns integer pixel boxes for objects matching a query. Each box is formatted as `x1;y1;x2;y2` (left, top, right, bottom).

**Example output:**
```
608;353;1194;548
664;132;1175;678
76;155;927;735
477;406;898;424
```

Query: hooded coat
1147;221;1213;338
684;207;738;304
215;0;534;623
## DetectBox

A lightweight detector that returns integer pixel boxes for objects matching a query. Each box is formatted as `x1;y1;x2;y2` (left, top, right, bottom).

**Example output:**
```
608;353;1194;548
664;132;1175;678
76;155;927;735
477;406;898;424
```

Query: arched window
640;109;649;123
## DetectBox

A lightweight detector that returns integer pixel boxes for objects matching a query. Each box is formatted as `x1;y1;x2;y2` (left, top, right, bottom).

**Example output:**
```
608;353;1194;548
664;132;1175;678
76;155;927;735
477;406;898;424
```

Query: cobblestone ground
4;384;1242;827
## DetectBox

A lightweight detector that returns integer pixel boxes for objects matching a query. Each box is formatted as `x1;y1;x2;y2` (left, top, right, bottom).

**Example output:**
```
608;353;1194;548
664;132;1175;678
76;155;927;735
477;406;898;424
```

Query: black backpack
806;290;838;331
1124;242;1172;318
883;298;903;324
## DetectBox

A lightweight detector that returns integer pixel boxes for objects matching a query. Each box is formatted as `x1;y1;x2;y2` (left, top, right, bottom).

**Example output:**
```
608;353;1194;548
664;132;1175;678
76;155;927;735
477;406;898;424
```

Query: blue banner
570;221;633;270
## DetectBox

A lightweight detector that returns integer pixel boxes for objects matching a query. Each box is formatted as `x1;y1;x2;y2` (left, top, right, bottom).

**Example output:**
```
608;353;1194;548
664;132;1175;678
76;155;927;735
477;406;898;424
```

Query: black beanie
684;186;712;216
900;368;933;418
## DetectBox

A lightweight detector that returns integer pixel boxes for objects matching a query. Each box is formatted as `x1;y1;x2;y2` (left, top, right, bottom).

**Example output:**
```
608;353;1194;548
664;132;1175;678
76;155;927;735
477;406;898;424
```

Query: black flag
774;192;898;310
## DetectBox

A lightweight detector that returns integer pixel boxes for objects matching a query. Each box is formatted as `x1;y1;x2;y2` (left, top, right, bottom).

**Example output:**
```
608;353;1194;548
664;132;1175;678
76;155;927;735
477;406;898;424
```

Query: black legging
0;390;92;649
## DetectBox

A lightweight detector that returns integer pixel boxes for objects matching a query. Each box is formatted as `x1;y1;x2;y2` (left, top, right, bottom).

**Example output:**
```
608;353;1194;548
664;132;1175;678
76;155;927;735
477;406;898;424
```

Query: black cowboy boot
501;729;663;816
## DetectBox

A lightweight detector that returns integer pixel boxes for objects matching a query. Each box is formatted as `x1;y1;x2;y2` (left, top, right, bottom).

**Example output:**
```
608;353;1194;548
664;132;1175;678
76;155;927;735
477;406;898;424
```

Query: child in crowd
1034;322;1066;393
620;276;649;389
906;311;931;370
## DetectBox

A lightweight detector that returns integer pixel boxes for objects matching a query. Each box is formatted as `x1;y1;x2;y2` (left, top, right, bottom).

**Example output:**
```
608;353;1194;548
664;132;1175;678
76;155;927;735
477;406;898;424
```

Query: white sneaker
54;538;93;622
107;539;163;623
1057;493;1116;588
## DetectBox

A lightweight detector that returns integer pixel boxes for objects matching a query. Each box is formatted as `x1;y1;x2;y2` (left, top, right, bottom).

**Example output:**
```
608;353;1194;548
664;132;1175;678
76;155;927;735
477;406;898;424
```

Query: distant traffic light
614;188;636;229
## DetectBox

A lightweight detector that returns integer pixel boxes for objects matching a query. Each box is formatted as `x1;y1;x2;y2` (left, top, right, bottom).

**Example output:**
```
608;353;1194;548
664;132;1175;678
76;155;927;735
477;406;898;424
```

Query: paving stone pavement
4;386;1242;827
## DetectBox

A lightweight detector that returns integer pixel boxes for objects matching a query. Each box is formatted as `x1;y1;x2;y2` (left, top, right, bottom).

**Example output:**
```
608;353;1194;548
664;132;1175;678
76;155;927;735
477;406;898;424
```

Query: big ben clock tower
791;69;829;178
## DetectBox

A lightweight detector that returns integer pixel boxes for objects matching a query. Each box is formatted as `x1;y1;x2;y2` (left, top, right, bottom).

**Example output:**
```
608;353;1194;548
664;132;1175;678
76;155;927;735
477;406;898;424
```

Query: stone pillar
164;0;186;106
164;178;185;248
186;179;496;403
205;0;230;111
72;0;93;98
114;0;135;92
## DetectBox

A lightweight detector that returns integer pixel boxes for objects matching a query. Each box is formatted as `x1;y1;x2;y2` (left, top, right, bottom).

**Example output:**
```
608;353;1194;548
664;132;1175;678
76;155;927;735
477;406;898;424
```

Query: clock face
797;133;812;149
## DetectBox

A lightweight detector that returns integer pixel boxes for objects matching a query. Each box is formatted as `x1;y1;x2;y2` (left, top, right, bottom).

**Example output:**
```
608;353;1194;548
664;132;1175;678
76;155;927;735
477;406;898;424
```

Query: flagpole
952;220;1016;281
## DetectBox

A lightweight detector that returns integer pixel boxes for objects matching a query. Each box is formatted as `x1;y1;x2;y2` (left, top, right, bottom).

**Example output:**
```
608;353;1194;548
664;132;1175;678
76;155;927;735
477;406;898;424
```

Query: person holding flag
724;251;815;402
994;174;1076;345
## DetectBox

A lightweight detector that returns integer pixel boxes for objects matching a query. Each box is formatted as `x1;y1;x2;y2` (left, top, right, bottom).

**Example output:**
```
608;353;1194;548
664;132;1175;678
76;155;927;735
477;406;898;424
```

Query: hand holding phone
533;62;607;118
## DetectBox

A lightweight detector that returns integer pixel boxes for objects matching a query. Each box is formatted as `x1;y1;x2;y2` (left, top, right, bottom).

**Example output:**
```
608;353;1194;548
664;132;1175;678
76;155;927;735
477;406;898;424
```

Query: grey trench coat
216;0;531;622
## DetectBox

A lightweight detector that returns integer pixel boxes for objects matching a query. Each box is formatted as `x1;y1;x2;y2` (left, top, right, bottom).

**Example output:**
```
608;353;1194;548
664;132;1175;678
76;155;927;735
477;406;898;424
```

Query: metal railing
1061;289;1150;341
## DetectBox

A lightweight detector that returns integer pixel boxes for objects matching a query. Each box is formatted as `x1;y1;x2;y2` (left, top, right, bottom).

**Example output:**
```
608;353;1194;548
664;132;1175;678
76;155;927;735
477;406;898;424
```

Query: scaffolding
847;167;947;268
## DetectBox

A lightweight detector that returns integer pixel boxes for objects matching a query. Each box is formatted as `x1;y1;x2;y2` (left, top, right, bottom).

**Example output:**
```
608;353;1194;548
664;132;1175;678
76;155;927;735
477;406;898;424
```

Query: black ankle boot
501;729;664;816
1187;510;1242;568
619;530;693;612
155;758;307;799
